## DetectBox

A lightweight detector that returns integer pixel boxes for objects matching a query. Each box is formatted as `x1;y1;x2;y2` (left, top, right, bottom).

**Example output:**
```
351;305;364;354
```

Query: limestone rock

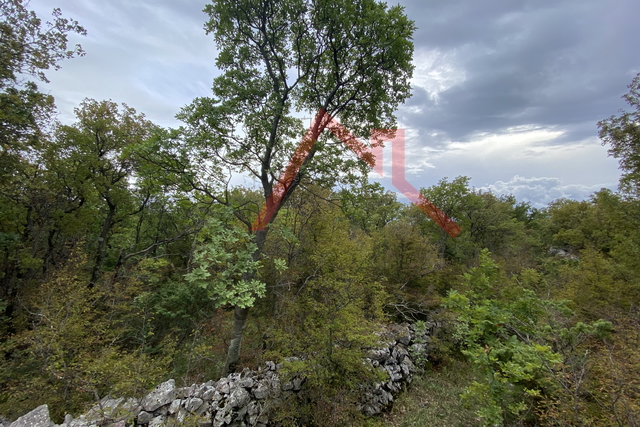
366;347;390;361
168;400;181;415
7;322;431;427
228;387;250;408
9;405;50;427
215;378;231;395
184;397;205;415
149;415;165;427
142;380;177;412
201;387;219;401
137;411;153;425
237;377;254;389
252;381;269;400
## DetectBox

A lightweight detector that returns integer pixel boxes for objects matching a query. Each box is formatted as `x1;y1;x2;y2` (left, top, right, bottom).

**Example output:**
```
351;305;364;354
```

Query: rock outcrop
7;322;435;427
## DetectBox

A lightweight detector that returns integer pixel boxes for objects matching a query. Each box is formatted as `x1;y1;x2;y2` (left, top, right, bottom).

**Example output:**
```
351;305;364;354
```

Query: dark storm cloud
397;0;640;143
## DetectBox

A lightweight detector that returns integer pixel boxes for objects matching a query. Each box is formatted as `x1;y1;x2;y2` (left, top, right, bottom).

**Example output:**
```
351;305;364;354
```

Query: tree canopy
179;0;415;215
598;72;640;195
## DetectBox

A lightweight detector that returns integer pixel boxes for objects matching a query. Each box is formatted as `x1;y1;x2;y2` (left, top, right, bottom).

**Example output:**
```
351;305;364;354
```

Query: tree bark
222;305;250;375
221;229;268;375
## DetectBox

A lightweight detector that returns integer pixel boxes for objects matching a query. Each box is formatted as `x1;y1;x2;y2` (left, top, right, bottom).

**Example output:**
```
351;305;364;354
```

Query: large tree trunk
221;228;269;375
222;305;250;375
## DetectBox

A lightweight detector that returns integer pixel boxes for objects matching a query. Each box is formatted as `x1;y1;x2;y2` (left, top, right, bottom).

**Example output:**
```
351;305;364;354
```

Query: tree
178;0;416;373
0;0;85;170
339;182;403;234
52;99;156;286
264;197;387;426
598;72;640;196
408;176;476;259
0;0;84;325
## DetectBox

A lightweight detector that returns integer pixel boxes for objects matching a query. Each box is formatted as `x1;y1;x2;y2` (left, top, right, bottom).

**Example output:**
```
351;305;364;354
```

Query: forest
2;0;640;426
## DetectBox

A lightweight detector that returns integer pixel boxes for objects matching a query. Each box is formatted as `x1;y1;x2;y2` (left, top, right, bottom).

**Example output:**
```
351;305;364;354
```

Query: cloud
399;0;640;142
29;0;219;127
482;175;616;207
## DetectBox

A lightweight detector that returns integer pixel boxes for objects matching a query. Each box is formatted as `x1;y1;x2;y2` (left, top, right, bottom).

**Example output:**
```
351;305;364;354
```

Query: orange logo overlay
252;109;461;238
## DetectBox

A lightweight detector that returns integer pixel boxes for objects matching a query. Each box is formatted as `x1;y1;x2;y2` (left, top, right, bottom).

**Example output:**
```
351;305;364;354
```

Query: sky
29;0;640;207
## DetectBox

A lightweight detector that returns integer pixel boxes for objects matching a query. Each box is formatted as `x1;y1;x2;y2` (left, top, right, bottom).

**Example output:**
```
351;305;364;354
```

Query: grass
369;358;483;427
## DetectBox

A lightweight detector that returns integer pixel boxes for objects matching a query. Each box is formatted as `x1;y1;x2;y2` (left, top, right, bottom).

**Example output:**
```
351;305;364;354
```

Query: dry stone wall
5;322;434;427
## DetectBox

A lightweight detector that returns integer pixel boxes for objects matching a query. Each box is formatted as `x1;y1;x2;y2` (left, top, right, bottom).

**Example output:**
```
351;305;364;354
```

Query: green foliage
0;254;173;421
266;201;388;426
444;249;612;426
372;221;440;288
406;177;541;269
0;0;85;84
339;182;403;234
178;0;416;202
185;212;266;309
598;72;640;195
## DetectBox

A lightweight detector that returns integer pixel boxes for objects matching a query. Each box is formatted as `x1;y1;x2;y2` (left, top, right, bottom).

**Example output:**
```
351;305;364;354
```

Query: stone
388;323;412;346
366;347;390;361
137;411;153;425
400;357;416;377
99;397;124;414
184;397;205;414
361;404;376;417
68;416;91;427
228;387;250;408
8;323;430;427
246;401;260;417
168;400;181;415
175;409;187;424
176;384;198;399
142;379;177;412
9;405;50;427
199;412;213;427
393;345;409;362
64;414;74;425
118;397;141;417
213;405;232;426
387;381;401;393
149;415;166;427
215;378;231;395
149;415;165;427
201;388;219;401
236;404;248;419
237;377;254;389
252;382;269;400
154;405;168;416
